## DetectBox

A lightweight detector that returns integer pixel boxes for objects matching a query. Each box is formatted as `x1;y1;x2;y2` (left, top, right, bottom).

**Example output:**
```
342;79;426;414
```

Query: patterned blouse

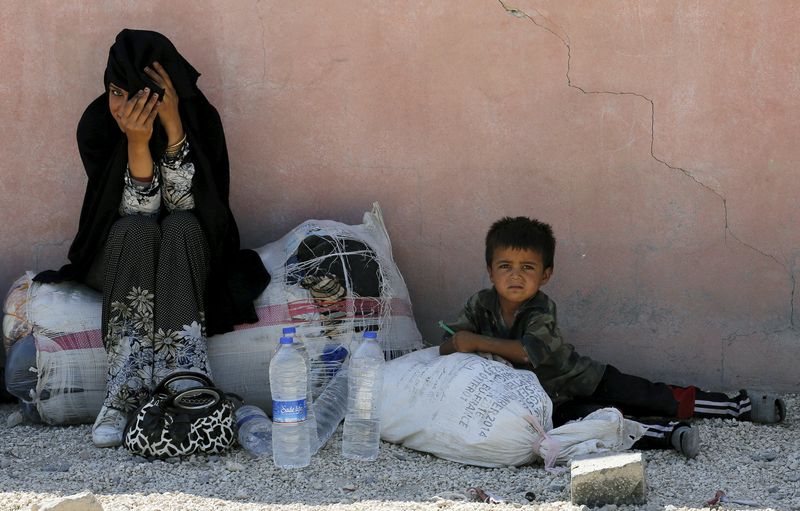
119;140;196;216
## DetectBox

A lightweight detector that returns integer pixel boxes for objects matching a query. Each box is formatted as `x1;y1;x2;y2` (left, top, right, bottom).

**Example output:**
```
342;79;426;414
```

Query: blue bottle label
272;399;307;423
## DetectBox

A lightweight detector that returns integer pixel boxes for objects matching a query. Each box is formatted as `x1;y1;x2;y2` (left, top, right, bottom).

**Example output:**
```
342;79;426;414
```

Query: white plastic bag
532;407;646;469
379;347;553;467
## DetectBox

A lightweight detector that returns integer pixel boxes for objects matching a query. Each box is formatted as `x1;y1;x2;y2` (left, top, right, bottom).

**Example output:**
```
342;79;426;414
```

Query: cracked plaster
0;1;797;390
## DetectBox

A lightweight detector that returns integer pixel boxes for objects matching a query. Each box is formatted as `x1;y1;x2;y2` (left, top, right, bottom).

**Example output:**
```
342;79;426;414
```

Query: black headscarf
35;29;269;336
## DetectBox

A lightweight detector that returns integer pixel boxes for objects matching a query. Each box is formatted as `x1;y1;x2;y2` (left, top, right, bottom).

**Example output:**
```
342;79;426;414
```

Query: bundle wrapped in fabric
3;203;422;425
379;347;554;468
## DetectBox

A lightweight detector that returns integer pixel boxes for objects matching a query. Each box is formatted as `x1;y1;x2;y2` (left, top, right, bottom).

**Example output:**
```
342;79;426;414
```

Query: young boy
439;216;785;458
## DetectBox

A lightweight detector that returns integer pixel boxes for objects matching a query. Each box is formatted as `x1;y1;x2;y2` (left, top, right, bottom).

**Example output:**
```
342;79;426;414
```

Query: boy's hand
451;331;482;353
439;331;484;356
440;332;530;366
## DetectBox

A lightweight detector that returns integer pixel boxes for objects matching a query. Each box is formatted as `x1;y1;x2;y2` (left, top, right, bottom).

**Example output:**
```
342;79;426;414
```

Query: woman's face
108;83;128;131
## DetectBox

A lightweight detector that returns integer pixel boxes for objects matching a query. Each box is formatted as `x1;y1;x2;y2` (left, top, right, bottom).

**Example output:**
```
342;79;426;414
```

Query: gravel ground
0;395;797;511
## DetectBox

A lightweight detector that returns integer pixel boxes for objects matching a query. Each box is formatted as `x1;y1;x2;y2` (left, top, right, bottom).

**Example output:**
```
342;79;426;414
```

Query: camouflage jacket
445;288;605;403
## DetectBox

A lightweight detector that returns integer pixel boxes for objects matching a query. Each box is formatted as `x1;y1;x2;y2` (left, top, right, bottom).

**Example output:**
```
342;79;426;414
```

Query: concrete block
570;452;647;506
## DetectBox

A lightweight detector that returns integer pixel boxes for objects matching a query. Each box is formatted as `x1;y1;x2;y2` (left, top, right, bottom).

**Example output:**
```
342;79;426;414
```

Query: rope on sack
524;414;567;473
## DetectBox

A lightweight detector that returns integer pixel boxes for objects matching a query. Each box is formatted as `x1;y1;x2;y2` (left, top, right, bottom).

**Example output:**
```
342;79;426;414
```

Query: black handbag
123;371;238;459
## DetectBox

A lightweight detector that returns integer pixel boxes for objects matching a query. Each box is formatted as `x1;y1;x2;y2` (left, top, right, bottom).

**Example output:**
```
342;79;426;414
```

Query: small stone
549;483;565;492
751;451;778;462
165;457;180;464
234;490;250;500
6;411;24;428
41;463;71;473
311;481;323;491
524;492;536;501
787;473;800;483
341;482;357;492
196;474;211;485
225;461;245;472
31;491;104;511
0;459;13;469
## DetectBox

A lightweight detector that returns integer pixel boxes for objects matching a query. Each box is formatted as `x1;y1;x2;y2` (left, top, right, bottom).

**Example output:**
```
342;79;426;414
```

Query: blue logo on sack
273;399;307;423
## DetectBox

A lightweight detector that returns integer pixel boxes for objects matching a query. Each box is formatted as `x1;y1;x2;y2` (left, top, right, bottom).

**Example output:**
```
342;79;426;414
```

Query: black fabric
0;345;16;403
34;29;269;335
288;235;382;297
556;365;680;419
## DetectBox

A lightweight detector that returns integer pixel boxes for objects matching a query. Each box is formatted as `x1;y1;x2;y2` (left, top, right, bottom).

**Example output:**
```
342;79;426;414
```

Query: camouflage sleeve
519;310;563;369
441;295;480;342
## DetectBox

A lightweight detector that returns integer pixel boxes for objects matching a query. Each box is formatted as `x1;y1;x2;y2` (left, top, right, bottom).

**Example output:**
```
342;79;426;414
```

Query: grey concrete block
570;452;647;507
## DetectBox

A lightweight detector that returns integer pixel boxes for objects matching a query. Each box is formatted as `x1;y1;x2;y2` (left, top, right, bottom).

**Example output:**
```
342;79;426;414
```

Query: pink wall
1;1;798;390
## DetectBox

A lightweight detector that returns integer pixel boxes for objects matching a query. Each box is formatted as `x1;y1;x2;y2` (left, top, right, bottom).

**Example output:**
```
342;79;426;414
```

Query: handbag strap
153;371;214;396
168;387;223;412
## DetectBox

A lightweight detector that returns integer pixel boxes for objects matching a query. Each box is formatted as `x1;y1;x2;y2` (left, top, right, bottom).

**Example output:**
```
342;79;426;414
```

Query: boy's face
487;246;552;311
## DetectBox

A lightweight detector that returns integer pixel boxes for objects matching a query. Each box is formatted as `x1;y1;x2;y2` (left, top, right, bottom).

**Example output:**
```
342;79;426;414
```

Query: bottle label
272;399;307;423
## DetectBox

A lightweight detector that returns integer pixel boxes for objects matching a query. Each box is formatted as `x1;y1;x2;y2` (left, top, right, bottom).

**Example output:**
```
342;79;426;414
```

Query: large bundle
379;347;553;468
3;203;422;425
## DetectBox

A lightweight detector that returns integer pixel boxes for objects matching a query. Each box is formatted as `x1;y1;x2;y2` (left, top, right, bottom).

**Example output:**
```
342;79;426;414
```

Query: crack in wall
497;0;797;329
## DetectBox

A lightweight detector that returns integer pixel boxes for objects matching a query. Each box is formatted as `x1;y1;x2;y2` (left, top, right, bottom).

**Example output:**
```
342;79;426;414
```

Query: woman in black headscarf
36;29;269;447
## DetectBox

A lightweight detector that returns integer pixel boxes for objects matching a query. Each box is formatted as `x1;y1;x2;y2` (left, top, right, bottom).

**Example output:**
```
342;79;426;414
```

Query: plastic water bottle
312;364;349;453
269;336;310;468
235;404;272;458
282;326;318;450
342;331;385;461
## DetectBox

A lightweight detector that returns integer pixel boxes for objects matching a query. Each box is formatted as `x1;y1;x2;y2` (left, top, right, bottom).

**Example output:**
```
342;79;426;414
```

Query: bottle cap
282;326;296;335
363;331;378;339
279;336;294;344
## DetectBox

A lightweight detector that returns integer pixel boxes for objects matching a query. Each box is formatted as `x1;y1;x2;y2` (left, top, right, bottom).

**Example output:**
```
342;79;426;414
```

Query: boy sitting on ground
439;216;785;458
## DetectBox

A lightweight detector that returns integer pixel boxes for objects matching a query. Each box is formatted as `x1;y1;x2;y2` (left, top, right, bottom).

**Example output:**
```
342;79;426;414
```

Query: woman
35;29;269;447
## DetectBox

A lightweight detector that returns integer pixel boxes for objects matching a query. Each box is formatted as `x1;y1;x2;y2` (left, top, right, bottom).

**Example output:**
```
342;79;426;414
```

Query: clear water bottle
313;364;349;453
282;326;318;451
269;336;310;468
235;404;272;458
342;330;385;461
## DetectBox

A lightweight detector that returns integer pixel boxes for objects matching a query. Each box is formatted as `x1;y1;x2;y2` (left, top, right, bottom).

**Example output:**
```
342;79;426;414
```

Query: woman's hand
117;89;160;147
144;61;184;145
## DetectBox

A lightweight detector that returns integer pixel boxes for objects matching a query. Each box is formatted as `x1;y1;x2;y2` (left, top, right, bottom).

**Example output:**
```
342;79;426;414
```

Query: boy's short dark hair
485;216;556;269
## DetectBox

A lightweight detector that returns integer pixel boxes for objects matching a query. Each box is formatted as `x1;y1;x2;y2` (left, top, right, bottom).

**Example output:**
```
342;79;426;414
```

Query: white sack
532;407;646;468
379;347;553;468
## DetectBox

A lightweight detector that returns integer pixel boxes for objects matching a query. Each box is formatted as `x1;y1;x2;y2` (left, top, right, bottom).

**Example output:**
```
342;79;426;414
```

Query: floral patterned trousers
97;212;211;413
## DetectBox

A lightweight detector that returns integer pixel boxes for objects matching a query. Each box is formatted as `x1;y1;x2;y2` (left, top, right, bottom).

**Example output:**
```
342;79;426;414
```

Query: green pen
438;320;455;335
